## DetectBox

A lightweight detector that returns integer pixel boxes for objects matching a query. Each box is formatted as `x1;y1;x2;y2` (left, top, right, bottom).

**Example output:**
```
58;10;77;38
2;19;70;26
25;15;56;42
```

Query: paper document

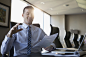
34;33;58;48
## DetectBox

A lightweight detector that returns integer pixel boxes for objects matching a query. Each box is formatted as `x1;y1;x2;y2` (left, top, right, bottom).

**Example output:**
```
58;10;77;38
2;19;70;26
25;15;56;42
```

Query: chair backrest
78;35;84;47
80;35;84;43
33;24;40;28
9;22;17;57
73;34;79;48
50;24;63;48
64;31;72;48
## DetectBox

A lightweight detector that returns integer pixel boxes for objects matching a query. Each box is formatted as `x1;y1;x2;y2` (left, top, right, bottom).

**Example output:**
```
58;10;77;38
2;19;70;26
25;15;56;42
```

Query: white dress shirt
1;23;55;56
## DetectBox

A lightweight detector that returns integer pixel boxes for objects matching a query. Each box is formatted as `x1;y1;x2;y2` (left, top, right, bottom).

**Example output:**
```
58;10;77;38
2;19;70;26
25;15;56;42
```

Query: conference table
14;51;79;57
2;51;86;57
1;48;86;57
42;52;79;57
41;48;86;57
15;53;78;57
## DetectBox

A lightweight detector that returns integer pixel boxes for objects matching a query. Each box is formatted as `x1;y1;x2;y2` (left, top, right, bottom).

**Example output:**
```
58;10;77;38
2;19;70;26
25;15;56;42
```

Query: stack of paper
34;33;58;48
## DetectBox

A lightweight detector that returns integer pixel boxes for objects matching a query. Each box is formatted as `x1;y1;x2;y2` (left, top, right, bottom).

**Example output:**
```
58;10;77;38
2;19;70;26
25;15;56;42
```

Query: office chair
80;35;84;47
2;22;40;57
79;35;84;43
50;24;63;48
79;35;86;57
64;31;72;48
73;34;79;48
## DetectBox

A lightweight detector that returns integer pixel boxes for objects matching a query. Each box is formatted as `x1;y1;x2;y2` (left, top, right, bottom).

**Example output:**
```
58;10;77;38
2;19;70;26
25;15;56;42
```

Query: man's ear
22;14;23;17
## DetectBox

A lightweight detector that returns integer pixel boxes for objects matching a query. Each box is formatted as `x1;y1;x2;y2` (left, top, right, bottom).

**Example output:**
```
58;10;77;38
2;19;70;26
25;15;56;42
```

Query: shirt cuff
51;43;56;48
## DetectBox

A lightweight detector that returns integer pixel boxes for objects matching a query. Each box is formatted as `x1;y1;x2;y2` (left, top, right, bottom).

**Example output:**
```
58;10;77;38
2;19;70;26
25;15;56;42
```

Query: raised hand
7;23;23;38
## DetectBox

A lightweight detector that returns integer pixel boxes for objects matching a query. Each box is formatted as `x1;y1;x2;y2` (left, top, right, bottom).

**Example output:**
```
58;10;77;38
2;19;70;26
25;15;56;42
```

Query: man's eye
27;14;29;15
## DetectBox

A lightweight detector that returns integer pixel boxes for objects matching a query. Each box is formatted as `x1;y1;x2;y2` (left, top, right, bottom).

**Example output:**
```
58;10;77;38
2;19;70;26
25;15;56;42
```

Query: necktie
27;26;31;55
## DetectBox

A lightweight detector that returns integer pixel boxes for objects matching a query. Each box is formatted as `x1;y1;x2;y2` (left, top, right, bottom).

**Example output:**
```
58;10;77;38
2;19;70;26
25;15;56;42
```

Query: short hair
23;6;34;13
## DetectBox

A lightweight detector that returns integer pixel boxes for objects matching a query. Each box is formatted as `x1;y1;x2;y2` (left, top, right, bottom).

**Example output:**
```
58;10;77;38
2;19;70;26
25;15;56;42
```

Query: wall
0;0;11;45
65;14;86;35
51;15;65;29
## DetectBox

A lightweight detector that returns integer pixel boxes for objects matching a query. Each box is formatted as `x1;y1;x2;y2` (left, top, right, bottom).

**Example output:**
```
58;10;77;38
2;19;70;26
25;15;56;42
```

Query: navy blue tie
27;26;31;55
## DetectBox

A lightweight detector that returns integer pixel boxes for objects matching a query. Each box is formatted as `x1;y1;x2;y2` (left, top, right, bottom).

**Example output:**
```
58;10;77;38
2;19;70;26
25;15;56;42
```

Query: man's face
22;8;34;25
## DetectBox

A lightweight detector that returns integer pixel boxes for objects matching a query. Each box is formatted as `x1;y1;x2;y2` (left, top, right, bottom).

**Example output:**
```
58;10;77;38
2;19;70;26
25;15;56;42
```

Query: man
1;6;55;57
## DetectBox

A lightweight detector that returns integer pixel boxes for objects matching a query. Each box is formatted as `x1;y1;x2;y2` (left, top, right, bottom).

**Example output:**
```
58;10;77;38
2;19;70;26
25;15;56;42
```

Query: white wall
51;15;65;29
65;14;86;35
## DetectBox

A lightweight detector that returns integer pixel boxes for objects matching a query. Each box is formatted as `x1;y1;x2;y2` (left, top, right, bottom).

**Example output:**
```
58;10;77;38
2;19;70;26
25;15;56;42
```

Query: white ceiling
24;0;86;15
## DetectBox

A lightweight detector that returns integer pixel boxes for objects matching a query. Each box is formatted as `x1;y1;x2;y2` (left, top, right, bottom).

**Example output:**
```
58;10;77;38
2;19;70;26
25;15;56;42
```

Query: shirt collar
22;23;33;29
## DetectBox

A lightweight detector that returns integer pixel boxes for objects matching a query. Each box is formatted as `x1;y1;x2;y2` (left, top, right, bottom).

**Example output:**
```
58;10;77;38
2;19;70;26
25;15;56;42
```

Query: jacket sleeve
1;34;16;54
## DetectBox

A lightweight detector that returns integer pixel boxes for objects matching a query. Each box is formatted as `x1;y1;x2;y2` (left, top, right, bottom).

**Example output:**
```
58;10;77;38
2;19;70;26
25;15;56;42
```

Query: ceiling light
50;8;53;10
76;0;86;9
41;2;45;4
76;0;86;4
63;4;69;7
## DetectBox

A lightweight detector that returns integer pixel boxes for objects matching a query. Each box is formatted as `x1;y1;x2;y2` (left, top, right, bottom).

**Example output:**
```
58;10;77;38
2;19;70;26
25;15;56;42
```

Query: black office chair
73;34;79;48
79;35;86;57
64;31;72;48
2;22;40;57
79;35;84;43
50;24;63;48
80;35;84;47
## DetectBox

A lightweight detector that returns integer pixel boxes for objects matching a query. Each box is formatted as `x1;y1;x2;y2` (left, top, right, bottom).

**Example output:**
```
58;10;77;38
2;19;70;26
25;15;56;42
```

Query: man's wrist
7;33;12;38
7;30;13;38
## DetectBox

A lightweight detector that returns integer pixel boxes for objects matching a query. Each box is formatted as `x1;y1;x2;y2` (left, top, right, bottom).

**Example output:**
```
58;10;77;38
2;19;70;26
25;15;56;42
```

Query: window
11;0;28;23
44;13;51;36
11;0;50;35
33;7;43;29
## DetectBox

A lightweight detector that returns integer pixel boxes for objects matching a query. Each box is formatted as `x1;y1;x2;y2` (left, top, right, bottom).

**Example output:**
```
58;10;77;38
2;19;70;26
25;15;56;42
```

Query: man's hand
7;23;23;38
44;45;54;52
